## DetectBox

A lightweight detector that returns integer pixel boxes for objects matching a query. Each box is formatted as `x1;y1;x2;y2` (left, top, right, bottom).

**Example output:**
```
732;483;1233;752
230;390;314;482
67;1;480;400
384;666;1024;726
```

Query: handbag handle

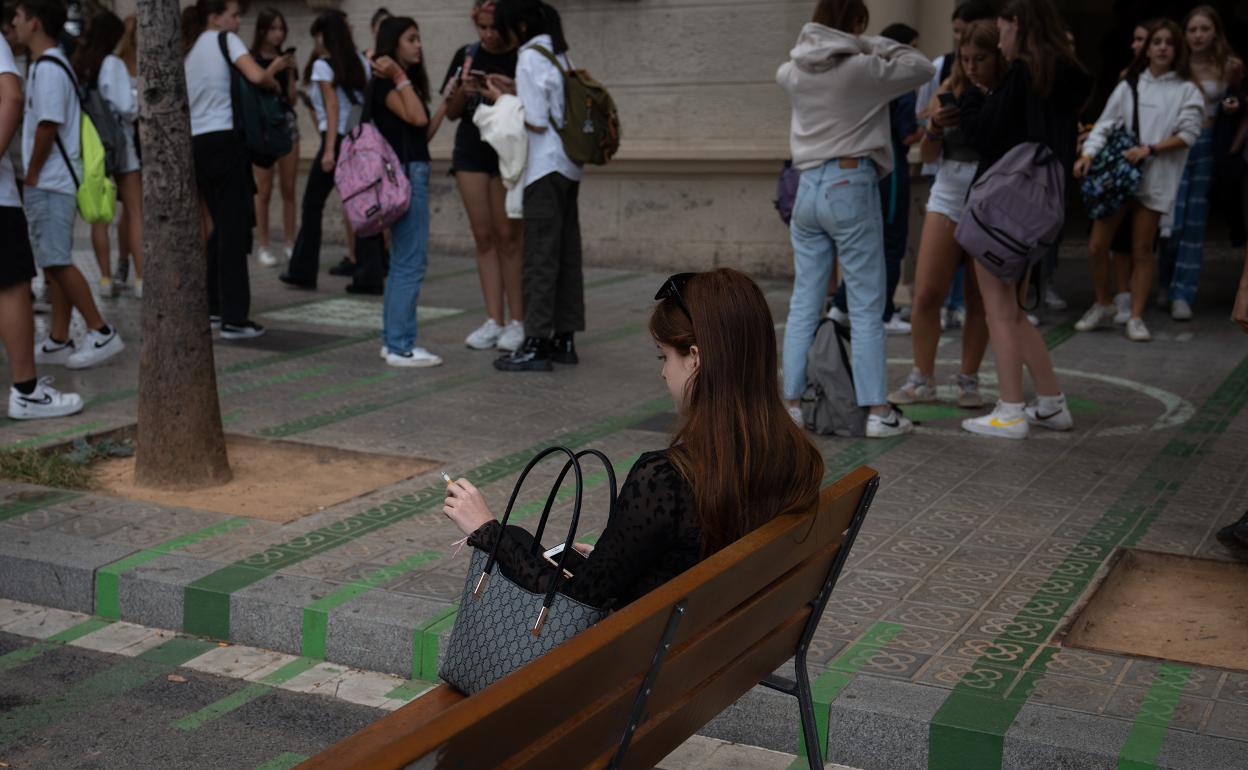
530;448;617;555
472;446;585;636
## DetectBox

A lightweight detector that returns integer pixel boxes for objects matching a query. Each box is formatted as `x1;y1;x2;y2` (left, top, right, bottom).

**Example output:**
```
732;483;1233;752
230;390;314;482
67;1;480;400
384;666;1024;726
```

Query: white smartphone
543;544;573;578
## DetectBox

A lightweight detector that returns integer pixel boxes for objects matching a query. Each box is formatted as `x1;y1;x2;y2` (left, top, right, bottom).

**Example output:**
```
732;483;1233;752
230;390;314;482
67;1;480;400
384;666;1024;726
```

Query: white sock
1036;393;1066;413
996;401;1025;417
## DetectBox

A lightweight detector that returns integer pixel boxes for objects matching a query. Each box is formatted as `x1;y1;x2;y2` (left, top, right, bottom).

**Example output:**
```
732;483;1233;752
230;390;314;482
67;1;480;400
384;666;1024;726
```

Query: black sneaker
550;332;578;365
493;337;553;372
219;321;267;340
345;283;384;295
328;257;356;277
279;273;316;290
1215;510;1248;550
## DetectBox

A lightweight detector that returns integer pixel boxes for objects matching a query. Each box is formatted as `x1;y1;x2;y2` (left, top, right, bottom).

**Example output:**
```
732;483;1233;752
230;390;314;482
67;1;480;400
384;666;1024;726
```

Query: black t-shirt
253;53;295;113
370;77;430;164
439;43;518;151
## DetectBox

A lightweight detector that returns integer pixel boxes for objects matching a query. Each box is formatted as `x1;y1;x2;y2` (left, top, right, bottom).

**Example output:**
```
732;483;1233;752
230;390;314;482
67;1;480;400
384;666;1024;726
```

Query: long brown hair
1125;20;1190;82
1184;6;1238;82
944;19;1006;98
811;0;867;34
999;0;1084;98
115;13;137;76
649;269;824;556
71;11;124;85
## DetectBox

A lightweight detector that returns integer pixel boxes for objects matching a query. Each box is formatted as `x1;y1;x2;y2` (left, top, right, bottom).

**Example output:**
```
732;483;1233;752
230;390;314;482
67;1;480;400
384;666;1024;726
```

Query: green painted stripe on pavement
217;363;337;398
183;396;671;640
417;605;461;681
300;550;443;660
297;371;398;401
3;420;108;449
791;622;903;766
220;332;378;375
254;752;307;770
0;637;214;748
175;656;321;731
822;435;907;487
0;617;114;673
1116;664;1191;769
385;678;437;702
927;354;1248;770
1042;319;1076;350
95;517;252;620
257;373;484;438
0;490;83;522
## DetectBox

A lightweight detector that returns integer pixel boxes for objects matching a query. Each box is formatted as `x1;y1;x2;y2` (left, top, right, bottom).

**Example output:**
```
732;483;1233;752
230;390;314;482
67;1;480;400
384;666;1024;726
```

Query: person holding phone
442;269;823;610
249;8;299;269
888;19;1002;410
438;0;524;354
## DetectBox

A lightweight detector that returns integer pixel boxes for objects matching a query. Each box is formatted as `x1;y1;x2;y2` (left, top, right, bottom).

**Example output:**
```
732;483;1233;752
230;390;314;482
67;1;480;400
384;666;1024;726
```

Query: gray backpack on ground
799;319;867;437
954;142;1065;285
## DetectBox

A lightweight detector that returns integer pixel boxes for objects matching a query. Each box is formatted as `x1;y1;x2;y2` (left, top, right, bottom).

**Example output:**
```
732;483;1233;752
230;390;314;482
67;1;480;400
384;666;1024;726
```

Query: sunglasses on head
654;272;696;322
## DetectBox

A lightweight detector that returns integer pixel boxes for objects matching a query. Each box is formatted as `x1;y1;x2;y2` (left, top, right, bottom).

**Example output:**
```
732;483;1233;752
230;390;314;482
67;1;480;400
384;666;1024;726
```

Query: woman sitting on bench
442;268;825;609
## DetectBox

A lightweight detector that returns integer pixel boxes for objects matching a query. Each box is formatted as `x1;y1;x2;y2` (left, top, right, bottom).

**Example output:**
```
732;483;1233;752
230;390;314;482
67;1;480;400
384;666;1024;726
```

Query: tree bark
133;0;231;488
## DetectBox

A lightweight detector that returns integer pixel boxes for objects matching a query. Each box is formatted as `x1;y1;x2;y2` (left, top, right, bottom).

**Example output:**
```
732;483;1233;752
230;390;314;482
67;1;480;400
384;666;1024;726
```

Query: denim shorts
24;187;77;269
925;159;978;223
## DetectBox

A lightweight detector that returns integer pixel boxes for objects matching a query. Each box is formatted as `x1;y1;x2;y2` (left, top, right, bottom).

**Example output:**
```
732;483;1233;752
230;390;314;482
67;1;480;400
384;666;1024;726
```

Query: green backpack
218;32;291;168
35;56;116;224
532;46;620;166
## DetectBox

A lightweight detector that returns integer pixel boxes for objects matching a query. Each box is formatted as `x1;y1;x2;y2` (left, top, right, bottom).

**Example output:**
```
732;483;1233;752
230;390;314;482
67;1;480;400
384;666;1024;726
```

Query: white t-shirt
185;30;248;136
23;47;81;196
515;35;582;187
308;55;369;135
0;38;21;206
97;54;136;121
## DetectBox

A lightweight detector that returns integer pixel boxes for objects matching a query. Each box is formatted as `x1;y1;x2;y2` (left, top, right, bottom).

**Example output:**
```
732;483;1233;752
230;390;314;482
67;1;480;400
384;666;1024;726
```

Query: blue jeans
382;162;431;354
783;160;887;406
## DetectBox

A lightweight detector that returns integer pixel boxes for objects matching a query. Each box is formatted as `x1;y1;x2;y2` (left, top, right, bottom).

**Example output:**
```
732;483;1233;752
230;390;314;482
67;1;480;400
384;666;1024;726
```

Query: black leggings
193;131;253;324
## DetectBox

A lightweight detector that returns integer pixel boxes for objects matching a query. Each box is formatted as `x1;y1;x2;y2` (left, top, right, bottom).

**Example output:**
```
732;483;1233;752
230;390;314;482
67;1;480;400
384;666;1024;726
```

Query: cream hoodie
777;24;934;176
1082;69;1205;214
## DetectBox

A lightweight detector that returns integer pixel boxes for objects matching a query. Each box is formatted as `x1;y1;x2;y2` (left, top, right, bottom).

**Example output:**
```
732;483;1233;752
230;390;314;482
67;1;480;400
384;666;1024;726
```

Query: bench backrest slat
300;467;875;770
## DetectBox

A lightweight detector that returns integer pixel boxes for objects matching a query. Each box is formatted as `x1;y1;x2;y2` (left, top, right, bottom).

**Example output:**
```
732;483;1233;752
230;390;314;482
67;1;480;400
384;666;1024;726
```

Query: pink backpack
334;123;410;237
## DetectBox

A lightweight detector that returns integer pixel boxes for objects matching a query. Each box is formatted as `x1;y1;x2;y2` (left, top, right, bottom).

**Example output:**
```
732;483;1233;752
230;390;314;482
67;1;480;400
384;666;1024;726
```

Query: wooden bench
298;466;879;770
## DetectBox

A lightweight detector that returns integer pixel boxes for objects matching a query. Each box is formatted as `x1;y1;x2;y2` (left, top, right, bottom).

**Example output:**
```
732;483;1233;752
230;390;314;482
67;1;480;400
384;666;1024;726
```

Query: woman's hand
486;74;516;96
372;55;401;81
443;478;496;536
480;75;505;103
572;542;595;557
931;104;959;129
320;146;335;173
1072;155;1092;178
1123;145;1151;165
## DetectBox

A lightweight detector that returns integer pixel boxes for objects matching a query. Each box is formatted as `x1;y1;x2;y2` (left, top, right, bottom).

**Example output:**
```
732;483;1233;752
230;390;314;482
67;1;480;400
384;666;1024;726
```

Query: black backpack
218;33;290;168
38;56;125;176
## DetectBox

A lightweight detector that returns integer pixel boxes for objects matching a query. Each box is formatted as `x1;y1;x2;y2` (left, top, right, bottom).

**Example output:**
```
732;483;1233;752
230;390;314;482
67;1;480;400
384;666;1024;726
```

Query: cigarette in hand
441;472;453;488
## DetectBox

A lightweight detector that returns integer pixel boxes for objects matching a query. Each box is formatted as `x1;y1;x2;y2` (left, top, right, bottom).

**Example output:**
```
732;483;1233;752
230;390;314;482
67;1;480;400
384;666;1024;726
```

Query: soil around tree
93;434;440;523
1066;549;1248;672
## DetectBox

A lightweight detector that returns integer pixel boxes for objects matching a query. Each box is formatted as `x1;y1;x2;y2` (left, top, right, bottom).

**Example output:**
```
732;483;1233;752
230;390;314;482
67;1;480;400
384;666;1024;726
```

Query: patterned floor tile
881;602;977;634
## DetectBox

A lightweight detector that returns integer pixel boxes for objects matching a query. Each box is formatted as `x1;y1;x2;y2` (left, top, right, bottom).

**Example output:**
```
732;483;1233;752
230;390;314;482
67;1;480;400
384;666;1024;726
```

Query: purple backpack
335;122;411;237
954;142;1065;284
775;160;800;225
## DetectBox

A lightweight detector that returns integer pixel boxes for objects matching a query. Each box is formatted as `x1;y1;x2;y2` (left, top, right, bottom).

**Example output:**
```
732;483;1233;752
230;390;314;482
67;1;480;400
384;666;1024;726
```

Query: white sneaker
7;377;83;420
941;306;965;331
257;246;280;268
34;337;75;366
1026;313;1040;327
131;279;143;300
956;373;985;409
1126;317;1151;342
1170;298;1192;321
1044;287;1067;311
209;315;222;330
1112;292;1131;325
283;243;294;259
1025;398;1074;432
1074;304;1115;332
827;306;851;326
98;276;117;298
962;402;1029;440
465;318;503;350
66;327;124;369
385;347;443;368
866;408;913;438
883;316;912;336
787;405;804;427
888;368;937;405
496;320;525;352
219;321;266;340
379;345;389;359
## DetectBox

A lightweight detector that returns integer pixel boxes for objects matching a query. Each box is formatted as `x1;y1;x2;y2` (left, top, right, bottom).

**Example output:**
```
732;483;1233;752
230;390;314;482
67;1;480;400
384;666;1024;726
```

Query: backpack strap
1127;75;1141;139
530;45;567;76
33;55;82;189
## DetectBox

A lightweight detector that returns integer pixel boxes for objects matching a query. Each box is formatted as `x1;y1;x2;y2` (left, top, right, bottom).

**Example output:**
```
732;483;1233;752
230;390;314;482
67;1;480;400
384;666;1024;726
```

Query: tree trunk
133;0;231;489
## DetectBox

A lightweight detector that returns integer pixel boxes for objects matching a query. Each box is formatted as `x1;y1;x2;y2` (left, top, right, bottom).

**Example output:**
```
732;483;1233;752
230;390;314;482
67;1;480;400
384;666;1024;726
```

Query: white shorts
925;159;978;223
117;121;140;175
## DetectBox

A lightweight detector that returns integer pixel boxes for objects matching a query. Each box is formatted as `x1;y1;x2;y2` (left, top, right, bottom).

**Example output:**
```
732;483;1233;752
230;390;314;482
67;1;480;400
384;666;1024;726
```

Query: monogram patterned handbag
440;446;617;695
1081;76;1143;220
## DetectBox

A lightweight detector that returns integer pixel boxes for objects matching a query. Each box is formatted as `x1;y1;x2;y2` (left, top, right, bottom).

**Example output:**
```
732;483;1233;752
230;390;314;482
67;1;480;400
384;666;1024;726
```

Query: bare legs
1087;201;1160;319
909;212;988;378
457;171;522;325
254;149;298;252
116;171;143;279
44;265;105;341
974;259;1061;404
0;281;35;382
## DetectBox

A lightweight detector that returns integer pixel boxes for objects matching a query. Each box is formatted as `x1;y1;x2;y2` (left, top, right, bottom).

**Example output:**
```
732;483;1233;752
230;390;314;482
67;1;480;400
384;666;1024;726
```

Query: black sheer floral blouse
466;450;700;610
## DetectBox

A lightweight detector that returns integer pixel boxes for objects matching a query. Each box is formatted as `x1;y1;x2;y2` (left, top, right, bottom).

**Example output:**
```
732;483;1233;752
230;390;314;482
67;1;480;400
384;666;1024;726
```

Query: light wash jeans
382;161;431;354
782;160;887;406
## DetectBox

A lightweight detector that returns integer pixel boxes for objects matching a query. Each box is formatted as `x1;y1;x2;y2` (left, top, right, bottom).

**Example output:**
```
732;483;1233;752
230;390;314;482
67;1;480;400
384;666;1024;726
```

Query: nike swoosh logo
19;394;53;406
1034;410;1063;421
94;335;114;349
990;417;1025;428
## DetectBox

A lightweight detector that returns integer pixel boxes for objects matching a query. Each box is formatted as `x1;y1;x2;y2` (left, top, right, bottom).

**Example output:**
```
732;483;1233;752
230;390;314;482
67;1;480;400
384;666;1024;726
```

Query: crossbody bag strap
1129;75;1141;139
33;55;82;189
218;32;244;139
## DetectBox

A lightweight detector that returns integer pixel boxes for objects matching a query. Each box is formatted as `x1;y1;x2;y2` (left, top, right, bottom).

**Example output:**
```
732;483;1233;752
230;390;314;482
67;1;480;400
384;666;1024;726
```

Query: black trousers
522;172;584;338
287;133;383;287
193;131;253;325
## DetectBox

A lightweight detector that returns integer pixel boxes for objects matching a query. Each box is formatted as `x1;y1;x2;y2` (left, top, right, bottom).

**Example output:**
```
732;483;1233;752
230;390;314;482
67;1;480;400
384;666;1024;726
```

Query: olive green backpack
531;46;620;166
